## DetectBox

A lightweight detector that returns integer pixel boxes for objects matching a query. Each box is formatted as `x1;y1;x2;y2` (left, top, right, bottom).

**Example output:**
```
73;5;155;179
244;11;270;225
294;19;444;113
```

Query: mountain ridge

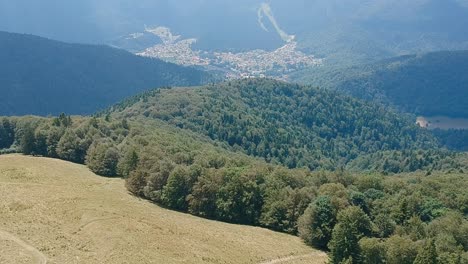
292;50;468;118
0;31;211;116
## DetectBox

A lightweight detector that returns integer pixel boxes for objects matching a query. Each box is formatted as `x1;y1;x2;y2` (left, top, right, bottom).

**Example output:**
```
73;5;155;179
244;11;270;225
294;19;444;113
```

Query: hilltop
109;78;444;172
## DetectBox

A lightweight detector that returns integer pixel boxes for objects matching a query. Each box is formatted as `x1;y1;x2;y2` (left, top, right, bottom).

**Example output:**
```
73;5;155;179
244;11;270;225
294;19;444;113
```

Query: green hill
108;79;441;171
292;51;468;118
0;31;211;116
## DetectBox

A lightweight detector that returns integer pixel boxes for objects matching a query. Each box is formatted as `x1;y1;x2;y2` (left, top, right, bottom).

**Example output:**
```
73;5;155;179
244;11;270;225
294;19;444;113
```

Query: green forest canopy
108;79;453;172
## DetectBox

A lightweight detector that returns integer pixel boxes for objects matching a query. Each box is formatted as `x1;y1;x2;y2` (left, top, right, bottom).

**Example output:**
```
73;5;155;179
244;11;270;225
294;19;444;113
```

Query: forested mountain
0;31;211;116
103;78;452;172
2;1;468;263
292;51;468;118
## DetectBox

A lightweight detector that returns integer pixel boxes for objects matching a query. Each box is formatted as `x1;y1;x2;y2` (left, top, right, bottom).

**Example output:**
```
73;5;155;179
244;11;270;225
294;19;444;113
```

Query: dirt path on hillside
259;252;328;264
0;230;47;264
78;216;122;231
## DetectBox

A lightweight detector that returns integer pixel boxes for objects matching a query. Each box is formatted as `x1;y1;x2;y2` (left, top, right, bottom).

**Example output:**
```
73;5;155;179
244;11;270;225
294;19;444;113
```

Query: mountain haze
2;0;468;58
292;51;468;118
0;31;210;116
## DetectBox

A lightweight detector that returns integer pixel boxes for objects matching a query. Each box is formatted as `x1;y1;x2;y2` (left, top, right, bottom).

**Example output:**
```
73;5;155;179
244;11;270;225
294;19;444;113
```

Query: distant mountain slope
292;51;468;118
0;31;211;116
295;0;468;65
109;79;439;170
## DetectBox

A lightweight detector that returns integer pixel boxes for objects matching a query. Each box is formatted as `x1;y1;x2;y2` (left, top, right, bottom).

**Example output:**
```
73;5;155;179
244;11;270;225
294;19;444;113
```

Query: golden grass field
0;155;327;264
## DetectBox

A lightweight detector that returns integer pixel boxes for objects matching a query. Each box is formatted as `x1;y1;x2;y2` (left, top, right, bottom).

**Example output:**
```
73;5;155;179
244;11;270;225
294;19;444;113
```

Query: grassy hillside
0;31;212;116
108;79;442;171
291;51;468;118
0;155;326;264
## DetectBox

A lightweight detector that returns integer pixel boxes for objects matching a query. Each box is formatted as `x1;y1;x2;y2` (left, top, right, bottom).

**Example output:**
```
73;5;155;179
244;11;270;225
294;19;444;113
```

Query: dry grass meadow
0;155;327;264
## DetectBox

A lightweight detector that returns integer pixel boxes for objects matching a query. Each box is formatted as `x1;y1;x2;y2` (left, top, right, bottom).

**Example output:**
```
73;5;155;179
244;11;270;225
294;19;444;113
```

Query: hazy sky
1;0;467;51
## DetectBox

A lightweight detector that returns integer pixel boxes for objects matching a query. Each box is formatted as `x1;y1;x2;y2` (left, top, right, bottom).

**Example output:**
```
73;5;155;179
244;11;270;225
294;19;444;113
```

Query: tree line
1;114;467;263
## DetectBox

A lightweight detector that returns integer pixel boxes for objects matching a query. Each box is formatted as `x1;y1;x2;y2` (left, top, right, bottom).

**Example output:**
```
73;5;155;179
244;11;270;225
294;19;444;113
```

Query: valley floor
0;155;327;264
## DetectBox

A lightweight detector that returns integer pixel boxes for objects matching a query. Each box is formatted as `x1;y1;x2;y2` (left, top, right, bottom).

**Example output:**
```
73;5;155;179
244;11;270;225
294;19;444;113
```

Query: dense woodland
292;51;468;118
1;79;468;263
432;129;468;152
107;79;456;172
0;31;212;116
